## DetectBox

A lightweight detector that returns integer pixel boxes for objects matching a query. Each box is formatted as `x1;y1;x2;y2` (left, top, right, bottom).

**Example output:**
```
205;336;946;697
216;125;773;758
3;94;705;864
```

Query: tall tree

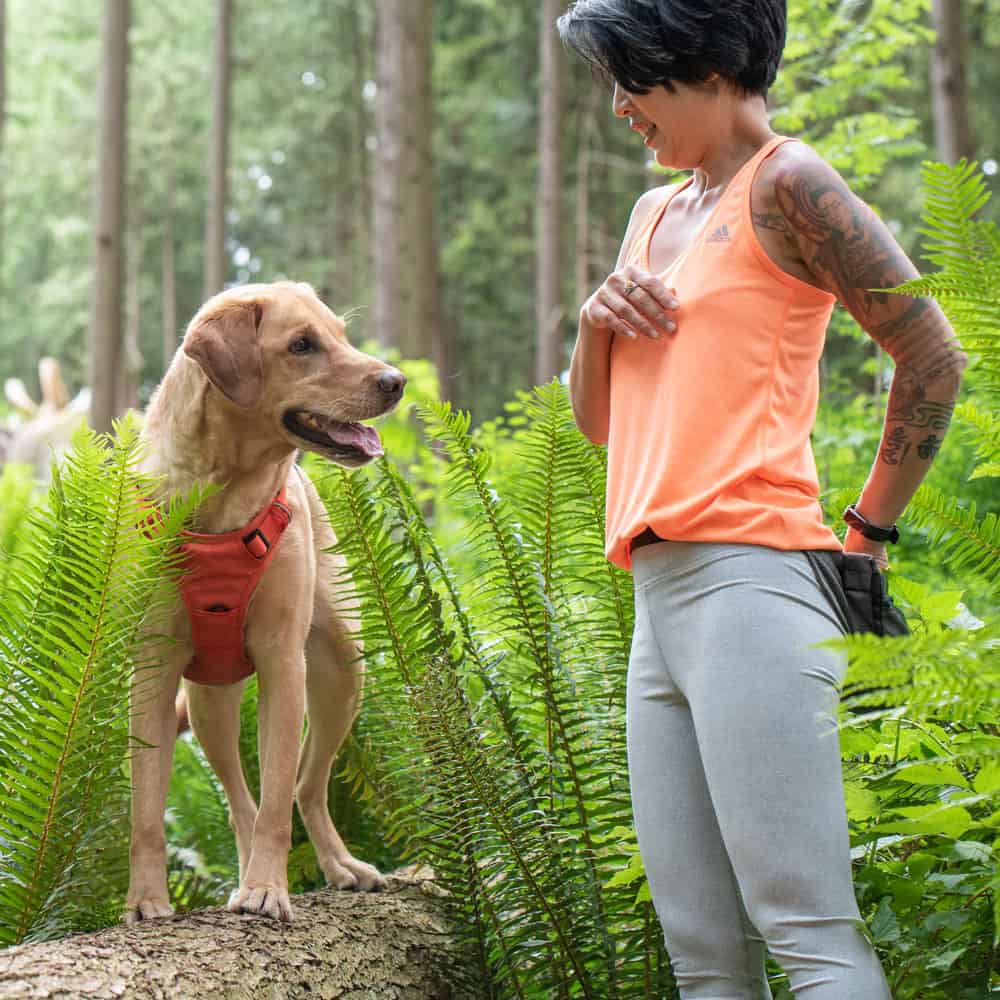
90;0;130;435
373;0;443;381
930;0;975;164
535;0;563;386
204;0;231;298
162;110;178;374
0;0;5;333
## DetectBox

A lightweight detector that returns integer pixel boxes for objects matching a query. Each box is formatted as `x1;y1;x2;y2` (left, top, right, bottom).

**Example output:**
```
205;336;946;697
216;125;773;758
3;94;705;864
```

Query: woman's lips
631;121;659;147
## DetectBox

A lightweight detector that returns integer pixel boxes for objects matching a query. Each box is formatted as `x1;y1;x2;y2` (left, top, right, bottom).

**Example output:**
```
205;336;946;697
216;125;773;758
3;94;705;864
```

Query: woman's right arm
569;187;678;444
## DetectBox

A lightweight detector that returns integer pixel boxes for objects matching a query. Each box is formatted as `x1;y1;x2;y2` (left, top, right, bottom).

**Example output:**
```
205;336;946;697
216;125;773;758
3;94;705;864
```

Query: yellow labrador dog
126;281;402;923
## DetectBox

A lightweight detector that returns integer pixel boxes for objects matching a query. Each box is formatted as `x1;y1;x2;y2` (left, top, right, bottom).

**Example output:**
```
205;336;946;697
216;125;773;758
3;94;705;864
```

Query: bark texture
89;0;130;435
930;0;975;164
373;0;443;376
204;0;232;298
535;0;564;386
0;872;483;1000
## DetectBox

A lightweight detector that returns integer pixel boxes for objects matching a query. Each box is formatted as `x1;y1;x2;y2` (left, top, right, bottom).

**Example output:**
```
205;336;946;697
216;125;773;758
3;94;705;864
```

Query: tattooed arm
753;145;967;564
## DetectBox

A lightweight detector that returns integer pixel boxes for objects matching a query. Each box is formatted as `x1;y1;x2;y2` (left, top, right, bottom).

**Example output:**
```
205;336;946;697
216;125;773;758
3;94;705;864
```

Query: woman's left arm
762;147;968;567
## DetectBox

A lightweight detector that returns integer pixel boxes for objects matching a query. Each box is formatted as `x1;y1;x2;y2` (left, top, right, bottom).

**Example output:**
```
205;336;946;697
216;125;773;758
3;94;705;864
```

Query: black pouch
803;550;909;714
803;550;910;638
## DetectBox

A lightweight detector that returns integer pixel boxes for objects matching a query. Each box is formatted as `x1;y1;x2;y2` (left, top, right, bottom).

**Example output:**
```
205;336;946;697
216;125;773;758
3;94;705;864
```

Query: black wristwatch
843;502;900;544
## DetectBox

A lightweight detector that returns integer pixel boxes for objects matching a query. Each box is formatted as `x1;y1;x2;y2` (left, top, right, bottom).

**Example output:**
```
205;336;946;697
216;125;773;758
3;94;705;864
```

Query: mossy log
0;870;485;1000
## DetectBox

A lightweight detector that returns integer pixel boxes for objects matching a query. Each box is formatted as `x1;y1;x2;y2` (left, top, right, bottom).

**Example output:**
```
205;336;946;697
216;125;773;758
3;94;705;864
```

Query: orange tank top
605;136;843;571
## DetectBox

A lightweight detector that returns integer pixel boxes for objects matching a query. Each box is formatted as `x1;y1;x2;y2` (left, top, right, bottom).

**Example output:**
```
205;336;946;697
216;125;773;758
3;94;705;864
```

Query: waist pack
803;550;910;638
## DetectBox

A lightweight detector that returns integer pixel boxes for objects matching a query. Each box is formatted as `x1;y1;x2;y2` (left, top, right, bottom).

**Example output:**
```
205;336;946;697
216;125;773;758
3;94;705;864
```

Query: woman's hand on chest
581;265;680;343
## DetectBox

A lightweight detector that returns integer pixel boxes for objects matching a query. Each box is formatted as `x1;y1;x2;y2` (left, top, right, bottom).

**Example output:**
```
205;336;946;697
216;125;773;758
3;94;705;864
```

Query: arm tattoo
771;157;965;471
751;210;796;242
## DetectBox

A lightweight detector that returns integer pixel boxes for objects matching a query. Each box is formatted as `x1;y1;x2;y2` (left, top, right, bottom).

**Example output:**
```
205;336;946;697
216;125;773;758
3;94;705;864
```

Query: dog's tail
175;685;191;735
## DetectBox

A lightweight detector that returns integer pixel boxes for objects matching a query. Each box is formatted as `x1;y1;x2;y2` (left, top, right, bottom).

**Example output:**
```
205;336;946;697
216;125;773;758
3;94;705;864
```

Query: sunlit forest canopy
2;0;998;422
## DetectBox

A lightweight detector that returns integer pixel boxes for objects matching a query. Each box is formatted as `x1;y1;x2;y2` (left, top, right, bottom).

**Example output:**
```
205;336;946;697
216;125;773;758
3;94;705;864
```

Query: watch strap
843;503;900;544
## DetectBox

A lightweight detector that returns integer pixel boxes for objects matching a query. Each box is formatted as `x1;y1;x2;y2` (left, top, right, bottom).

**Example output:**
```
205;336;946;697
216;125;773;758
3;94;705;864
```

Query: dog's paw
324;855;388;893
227;883;294;922
123;897;175;925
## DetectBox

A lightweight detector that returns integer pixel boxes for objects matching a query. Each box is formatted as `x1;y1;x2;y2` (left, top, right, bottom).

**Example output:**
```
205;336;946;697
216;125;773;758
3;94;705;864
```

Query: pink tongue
326;420;383;457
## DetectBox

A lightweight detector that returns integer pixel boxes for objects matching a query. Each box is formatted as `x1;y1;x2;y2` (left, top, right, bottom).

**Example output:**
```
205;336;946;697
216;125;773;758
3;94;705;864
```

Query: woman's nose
612;82;630;117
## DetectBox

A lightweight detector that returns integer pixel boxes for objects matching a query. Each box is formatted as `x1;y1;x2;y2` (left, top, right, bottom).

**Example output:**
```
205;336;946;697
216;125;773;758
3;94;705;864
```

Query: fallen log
0;870;485;1000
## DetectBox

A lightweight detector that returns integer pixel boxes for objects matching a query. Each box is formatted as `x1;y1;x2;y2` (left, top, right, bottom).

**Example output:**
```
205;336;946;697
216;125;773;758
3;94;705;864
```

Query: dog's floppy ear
183;300;265;408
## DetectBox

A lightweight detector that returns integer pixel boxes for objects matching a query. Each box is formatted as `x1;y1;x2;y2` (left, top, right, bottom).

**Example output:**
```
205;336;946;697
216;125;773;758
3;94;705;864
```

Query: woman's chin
653;147;676;170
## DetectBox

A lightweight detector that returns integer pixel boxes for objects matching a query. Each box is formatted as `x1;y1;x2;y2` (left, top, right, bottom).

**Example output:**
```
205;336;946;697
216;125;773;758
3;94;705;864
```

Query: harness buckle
243;528;270;559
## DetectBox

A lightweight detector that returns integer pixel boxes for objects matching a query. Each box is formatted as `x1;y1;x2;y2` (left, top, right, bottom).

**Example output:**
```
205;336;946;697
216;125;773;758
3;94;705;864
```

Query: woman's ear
183;300;265;407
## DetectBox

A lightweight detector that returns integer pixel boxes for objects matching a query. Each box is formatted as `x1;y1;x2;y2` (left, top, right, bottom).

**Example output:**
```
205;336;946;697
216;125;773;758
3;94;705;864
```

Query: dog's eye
289;336;316;355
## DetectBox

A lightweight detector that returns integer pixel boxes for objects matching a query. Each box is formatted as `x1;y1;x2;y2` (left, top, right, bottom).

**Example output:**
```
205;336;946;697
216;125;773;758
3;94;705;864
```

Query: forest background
0;0;996;422
0;1;999;998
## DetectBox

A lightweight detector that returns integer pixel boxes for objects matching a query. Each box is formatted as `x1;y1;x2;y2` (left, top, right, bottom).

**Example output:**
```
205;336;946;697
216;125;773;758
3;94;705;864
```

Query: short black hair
557;0;786;98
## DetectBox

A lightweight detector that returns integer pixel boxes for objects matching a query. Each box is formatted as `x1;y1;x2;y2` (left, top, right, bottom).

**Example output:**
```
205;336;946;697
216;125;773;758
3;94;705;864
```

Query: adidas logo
706;224;731;243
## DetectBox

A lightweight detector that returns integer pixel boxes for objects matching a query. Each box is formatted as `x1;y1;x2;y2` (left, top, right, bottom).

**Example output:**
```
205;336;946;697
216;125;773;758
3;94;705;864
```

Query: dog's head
183;281;405;469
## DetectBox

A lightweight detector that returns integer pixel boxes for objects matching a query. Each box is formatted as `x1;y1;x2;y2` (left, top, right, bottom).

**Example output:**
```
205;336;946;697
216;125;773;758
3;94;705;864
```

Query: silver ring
624;281;639;298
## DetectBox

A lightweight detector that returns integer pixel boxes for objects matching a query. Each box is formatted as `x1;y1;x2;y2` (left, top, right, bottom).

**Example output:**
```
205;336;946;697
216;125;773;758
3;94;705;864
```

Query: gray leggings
627;540;893;999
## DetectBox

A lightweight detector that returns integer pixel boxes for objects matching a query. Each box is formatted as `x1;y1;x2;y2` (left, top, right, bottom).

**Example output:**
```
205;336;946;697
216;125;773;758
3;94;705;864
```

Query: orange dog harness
177;488;292;686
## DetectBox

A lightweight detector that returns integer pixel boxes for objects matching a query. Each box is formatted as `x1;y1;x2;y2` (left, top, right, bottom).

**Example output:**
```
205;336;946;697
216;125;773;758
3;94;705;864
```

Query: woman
557;1;966;997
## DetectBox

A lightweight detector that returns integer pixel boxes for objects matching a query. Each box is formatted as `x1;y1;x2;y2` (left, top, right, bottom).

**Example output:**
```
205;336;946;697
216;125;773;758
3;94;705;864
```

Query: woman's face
612;79;723;171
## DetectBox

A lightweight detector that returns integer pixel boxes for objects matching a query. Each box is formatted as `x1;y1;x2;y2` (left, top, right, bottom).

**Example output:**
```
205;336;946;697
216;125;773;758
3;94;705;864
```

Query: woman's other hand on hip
843;527;889;570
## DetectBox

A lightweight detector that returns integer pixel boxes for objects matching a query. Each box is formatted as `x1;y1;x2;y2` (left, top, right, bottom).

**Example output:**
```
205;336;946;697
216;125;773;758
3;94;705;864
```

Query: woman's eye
289;336;315;355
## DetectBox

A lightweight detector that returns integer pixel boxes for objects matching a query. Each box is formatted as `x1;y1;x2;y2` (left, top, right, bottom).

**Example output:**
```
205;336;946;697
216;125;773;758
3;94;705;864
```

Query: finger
611;292;671;340
588;302;637;339
622;286;679;336
620;268;679;313
643;278;681;315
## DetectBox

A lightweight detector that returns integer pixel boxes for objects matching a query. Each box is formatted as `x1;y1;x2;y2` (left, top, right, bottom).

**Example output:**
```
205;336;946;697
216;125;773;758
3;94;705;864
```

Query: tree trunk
89;0;130;436
0;0;6;325
162;111;178;374
408;2;446;382
0;872;484;999
118;191;143;411
204;0;232;298
373;0;442;375
574;85;601;315
930;0;975;164
535;0;564;387
373;0;406;352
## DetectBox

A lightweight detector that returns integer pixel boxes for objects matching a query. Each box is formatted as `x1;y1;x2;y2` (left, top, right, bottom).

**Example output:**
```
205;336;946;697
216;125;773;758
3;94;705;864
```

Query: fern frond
0;415;200;944
953;402;1000;480
899;484;1000;591
838;625;999;724
916;159;992;272
411;660;605;998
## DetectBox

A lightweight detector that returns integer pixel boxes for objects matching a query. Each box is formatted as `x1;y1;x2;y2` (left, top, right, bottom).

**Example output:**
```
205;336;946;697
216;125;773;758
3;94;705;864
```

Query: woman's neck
688;99;776;198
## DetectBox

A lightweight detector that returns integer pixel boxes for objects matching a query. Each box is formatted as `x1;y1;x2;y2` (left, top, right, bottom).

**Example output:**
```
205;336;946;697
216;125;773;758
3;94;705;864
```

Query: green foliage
0;416;201;945
777;0;931;190
312;384;669;998
1;0;948;421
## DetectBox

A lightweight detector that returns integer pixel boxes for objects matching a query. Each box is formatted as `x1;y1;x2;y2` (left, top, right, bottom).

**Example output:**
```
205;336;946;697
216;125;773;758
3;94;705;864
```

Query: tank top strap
625;182;686;267
724;134;798;213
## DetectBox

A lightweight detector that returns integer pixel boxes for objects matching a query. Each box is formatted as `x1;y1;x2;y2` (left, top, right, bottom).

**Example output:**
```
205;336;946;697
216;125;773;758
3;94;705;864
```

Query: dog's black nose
377;368;406;396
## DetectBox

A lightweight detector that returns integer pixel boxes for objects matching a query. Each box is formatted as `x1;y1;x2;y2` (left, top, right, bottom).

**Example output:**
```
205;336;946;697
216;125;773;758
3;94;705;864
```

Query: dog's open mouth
283;410;384;460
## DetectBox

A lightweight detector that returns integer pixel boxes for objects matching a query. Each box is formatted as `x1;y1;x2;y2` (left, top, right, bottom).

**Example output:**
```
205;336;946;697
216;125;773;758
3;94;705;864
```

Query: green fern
838;626;999;724
899;483;1000;589
893;161;1000;401
953;401;1000;480
0;416;200;944
310;387;675;998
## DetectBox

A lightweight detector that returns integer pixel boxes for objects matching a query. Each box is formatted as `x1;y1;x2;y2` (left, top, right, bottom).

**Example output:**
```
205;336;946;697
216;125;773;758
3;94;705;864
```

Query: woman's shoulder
617;184;676;267
620;182;684;257
753;139;851;208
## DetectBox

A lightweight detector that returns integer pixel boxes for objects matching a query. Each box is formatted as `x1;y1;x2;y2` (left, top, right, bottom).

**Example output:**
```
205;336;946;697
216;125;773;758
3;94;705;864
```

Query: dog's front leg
226;651;305;922
125;647;188;924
